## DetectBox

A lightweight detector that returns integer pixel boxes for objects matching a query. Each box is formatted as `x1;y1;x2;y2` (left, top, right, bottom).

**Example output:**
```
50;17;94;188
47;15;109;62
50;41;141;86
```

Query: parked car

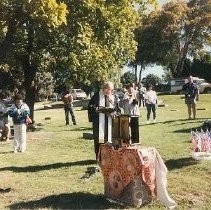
70;89;87;100
169;77;211;94
194;78;211;93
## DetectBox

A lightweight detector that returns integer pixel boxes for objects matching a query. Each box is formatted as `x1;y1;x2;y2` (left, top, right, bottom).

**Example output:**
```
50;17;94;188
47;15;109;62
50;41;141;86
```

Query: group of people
0;75;199;158
0;94;30;153
87;81;158;158
87;75;200;159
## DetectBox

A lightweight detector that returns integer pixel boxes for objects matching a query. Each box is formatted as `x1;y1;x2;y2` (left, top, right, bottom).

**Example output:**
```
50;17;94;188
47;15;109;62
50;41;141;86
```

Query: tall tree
50;0;158;90
0;0;68;120
121;71;136;86
135;0;211;78
0;0;158;120
190;52;211;82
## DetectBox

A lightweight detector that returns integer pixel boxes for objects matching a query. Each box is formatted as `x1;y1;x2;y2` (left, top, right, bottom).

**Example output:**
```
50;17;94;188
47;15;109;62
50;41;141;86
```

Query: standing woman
145;84;157;124
8;94;30;153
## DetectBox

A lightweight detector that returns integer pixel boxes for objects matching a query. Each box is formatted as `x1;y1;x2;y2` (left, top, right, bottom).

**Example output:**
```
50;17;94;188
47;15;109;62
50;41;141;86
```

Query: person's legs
192;103;196;119
13;124;20;152
142;97;145;107
92;119;99;159
19;124;27;152
2;125;9;141
69;107;76;125
152;104;156;121
187;104;192;119
64;108;69;125
146;104;152;121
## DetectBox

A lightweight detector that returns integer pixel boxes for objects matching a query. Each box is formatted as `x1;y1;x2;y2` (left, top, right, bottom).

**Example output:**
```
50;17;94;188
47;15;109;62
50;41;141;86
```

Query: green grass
0;94;211;209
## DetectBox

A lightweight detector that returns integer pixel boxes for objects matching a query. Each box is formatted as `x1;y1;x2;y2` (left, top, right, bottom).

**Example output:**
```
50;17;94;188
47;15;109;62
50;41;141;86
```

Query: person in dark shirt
182;76;199;119
62;90;76;126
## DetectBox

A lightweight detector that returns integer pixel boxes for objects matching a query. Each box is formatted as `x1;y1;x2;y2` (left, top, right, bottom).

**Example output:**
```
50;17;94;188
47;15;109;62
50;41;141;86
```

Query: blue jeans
146;104;156;120
64;105;76;125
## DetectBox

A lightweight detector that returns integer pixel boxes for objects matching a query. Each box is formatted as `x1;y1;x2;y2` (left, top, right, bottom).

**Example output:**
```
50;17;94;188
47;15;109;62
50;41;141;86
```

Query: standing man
139;83;146;107
88;81;120;159
62;90;77;125
123;83;140;116
182;75;199;119
8;94;30;153
145;84;158;124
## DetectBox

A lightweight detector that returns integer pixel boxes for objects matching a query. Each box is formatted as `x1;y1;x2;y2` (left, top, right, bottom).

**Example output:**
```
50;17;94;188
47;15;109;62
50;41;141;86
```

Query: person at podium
88;81;121;159
123;83;140;116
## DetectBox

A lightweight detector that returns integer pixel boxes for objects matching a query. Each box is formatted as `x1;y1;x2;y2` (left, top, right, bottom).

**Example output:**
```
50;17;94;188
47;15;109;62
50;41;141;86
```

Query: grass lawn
0;94;211;209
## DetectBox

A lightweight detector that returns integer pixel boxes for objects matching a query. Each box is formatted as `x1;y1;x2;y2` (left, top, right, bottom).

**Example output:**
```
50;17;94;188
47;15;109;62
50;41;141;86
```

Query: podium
112;115;139;145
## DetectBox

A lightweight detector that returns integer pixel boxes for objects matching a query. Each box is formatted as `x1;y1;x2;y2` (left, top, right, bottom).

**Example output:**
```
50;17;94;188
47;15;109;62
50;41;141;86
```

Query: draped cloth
98;91;113;143
98;144;177;209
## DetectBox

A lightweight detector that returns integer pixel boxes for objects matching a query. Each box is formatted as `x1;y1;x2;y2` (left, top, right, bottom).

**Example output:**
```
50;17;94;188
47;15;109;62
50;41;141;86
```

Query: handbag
26;116;32;125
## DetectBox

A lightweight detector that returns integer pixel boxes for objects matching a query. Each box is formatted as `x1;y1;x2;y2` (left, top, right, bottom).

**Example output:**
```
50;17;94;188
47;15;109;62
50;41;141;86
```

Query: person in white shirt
123;83;140;116
145;84;157;124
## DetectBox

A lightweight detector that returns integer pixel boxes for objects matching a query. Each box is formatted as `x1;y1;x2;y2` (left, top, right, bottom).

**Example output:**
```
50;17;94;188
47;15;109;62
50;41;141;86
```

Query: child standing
8;94;30;153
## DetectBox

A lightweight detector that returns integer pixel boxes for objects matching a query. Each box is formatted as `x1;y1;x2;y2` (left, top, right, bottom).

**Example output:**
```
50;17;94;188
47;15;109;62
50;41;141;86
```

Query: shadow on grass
165;157;198;170
71;127;92;132
139;118;206;127
57;126;92;132
8;192;123;209
161;117;207;124
0;151;14;154
0;160;96;173
27;127;43;132
173;126;201;133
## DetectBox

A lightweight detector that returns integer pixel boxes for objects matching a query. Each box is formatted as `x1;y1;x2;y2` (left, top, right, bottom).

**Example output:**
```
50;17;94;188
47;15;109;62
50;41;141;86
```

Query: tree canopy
0;0;158;120
135;0;211;78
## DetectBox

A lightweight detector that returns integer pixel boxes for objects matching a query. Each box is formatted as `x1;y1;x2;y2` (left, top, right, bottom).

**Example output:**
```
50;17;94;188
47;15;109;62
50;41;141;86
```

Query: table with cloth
98;143;177;209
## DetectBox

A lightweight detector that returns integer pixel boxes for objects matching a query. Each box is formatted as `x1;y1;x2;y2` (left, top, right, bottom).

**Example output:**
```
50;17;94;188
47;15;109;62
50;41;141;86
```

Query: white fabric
98;91;114;143
123;91;139;115
154;149;177;209
192;152;211;160
145;90;157;105
14;124;27;152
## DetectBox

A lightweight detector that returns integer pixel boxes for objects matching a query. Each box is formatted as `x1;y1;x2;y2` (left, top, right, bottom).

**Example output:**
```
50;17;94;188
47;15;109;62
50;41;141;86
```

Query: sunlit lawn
0;94;210;209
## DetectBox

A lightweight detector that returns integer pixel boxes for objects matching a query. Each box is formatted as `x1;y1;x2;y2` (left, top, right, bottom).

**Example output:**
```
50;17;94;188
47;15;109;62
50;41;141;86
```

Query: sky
159;0;168;5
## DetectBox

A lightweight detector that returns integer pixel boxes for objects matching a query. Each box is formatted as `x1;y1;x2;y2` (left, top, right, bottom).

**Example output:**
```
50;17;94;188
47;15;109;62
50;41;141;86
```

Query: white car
169;77;211;94
70;89;87;100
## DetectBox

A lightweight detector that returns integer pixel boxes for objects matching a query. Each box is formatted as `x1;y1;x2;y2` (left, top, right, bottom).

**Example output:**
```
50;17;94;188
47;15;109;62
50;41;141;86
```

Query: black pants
140;95;145;107
92;116;108;160
64;106;76;125
146;104;156;120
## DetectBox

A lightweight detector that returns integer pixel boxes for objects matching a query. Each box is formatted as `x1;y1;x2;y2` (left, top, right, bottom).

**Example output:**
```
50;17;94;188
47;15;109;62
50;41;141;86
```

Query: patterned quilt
98;144;157;207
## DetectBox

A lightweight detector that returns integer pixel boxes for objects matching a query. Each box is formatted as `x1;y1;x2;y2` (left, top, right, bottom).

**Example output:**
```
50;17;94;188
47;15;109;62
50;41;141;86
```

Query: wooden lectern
112;115;139;146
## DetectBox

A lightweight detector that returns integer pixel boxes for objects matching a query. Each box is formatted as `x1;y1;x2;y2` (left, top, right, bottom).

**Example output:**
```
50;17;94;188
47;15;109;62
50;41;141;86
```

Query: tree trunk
0;20;19;62
174;42;190;77
138;64;144;84
22;56;37;121
134;64;138;84
23;20;37;121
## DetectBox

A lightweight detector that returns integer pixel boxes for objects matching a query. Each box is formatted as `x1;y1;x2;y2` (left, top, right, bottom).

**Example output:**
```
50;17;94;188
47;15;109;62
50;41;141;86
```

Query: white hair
102;81;114;90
